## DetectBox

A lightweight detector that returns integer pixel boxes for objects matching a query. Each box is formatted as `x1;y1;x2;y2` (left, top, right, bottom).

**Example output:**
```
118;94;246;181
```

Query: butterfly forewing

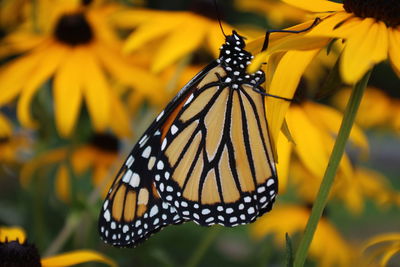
153;69;278;226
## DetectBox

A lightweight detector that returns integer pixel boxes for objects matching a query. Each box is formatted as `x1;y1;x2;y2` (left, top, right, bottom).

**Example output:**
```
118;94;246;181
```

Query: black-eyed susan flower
111;2;234;72
0;0;162;138
0;226;117;267
274;100;368;194
362;232;400;266
21;133;120;202
251;204;356;267
282;0;400;84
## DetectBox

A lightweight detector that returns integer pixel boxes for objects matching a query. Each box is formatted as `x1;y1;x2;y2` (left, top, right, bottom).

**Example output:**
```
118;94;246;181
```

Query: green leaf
285;233;294;267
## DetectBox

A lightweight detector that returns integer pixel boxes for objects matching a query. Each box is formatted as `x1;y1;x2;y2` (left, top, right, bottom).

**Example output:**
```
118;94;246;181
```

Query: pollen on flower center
343;0;400;27
54;12;94;45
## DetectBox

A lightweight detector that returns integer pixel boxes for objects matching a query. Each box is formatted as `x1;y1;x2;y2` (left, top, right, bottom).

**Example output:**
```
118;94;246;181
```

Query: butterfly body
99;30;278;247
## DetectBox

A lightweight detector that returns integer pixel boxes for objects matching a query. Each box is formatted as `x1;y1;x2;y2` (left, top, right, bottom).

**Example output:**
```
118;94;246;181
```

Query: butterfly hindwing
98;134;183;247
98;62;219;247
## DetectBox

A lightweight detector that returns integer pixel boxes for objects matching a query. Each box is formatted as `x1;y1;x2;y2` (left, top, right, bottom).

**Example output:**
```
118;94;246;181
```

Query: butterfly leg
261;17;321;51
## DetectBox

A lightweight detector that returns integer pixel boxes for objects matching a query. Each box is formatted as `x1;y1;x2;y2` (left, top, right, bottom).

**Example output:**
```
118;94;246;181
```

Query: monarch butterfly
98;19;319;247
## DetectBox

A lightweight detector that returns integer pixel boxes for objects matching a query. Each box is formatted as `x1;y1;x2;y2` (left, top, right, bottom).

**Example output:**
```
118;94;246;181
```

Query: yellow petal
388;28;400;77
307;12;355;37
281;0;343;12
248;50;269;74
111;9;168;28
0;113;12;138
286;106;329;179
268;36;330;55
380;246;400;267
266;49;319;143
303;102;369;151
108;91;132;138
80;47;110;132
276;131;292;194
0;226;26;243
0;43;50;106
248;19;327;55
41;250;117;267
123;13;186;53
55;165;71;203
363;233;400;251
340;19;388;84
94;43;165;104
152;14;207;72
17;43;68;128
54;49;83;138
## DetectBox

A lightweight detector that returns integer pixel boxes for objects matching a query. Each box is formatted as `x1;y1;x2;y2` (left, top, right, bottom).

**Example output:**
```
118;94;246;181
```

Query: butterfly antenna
213;0;227;37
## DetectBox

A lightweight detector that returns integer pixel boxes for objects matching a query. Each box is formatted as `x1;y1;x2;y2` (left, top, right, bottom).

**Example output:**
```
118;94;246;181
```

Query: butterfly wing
153;33;278;227
98;61;219;247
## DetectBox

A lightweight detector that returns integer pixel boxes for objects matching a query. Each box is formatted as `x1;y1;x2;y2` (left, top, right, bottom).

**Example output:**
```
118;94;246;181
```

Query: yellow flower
333;87;398;130
251;204;355;267
275;100;368;193
0;226;117;267
283;0;400;84
0;1;162;138
20;133;120;202
289;158;400;214
362;232;400;266
111;5;233;72
248;0;400;141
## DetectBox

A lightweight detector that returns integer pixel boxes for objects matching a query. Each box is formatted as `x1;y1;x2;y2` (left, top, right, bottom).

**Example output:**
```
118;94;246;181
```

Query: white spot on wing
103;210;111;222
122;169;133;183
142;146;151;158
150;205;159;217
156;110;164;121
171;125;178;135
129;173;140;187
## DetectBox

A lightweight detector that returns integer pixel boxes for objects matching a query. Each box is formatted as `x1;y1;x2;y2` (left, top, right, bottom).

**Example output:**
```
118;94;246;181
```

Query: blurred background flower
0;0;399;266
0;226;117;267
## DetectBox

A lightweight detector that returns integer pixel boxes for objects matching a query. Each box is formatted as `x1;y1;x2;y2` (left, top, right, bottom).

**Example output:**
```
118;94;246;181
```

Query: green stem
293;70;371;267
184;227;221;267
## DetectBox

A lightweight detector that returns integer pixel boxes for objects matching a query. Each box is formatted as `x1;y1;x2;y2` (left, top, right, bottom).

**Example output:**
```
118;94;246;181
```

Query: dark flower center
343;0;400;27
82;0;93;6
54;13;94;45
0;136;10;144
0;240;41;267
90;133;119;152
